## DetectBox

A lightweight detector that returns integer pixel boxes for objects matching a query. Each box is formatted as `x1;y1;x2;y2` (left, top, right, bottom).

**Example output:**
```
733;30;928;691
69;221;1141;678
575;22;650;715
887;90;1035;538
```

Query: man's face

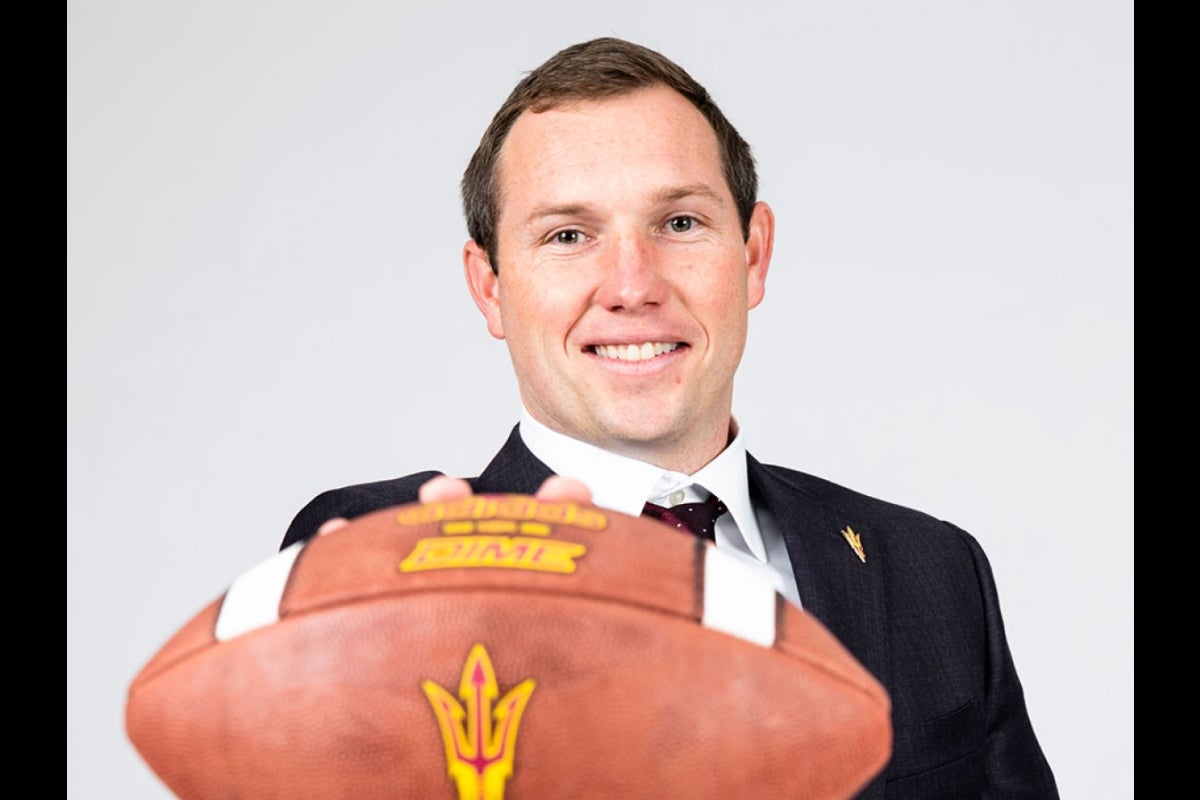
464;84;773;473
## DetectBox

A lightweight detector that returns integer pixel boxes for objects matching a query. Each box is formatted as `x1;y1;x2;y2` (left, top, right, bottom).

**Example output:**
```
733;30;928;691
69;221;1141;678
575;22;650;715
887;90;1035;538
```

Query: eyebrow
522;184;728;227
652;183;727;206
523;203;593;225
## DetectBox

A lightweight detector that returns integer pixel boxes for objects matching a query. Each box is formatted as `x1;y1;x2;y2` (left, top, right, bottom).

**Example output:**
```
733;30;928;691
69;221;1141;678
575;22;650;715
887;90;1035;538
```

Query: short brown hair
461;37;759;272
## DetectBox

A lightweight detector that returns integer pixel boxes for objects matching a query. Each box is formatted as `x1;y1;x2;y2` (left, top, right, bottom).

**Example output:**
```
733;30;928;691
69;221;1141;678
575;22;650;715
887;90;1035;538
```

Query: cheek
500;279;578;353
509;272;593;333
687;264;751;331
698;293;752;365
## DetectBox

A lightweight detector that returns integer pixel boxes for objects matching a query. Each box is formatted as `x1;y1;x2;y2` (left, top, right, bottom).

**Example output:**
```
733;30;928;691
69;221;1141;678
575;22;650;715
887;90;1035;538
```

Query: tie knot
642;493;727;541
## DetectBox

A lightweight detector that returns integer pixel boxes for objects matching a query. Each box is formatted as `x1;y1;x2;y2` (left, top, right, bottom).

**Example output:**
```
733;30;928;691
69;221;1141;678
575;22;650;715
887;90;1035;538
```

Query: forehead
494;85;728;219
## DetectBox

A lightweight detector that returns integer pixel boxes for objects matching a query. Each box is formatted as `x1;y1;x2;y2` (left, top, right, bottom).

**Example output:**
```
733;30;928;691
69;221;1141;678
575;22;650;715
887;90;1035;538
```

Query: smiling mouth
589;342;682;362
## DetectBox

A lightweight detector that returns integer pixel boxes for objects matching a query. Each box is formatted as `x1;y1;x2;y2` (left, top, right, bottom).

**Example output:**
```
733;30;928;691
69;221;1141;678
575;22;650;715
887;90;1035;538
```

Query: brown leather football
126;495;891;799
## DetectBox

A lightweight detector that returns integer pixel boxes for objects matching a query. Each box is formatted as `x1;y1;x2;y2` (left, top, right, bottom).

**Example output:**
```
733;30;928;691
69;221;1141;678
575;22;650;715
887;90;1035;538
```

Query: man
281;37;1058;798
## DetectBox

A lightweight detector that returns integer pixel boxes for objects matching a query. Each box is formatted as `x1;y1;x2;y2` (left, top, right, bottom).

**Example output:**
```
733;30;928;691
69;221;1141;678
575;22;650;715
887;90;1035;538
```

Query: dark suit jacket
282;425;1058;799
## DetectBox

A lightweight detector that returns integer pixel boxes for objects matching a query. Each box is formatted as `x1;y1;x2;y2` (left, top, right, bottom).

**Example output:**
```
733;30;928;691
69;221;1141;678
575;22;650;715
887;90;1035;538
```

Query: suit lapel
747;456;891;702
471;425;556;495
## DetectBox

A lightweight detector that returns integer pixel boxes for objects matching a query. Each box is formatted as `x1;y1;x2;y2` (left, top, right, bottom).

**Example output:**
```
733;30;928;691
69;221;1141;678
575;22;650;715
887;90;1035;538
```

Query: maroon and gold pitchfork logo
423;644;536;800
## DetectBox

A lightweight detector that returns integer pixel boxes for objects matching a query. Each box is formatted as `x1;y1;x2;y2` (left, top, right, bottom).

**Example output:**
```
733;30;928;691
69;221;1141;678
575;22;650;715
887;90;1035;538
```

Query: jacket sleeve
953;523;1059;798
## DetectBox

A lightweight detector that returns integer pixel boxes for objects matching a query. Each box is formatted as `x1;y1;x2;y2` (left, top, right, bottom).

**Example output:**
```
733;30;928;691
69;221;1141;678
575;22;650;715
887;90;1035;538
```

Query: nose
593;231;667;312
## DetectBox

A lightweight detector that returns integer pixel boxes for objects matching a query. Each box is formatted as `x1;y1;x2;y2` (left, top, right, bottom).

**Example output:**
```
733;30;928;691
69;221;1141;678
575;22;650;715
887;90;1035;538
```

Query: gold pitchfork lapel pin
841;526;866;563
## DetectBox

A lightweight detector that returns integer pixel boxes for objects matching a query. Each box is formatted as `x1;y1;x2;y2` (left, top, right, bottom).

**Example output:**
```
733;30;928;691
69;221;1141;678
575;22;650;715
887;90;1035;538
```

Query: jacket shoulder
751;460;980;554
279;471;444;549
753;461;951;524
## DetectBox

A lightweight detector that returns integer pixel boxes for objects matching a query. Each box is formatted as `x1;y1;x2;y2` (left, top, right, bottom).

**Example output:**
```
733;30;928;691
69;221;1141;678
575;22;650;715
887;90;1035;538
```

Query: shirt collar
517;409;768;561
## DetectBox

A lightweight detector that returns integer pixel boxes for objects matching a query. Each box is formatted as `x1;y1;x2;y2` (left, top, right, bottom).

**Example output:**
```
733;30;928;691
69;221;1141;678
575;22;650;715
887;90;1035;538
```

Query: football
126;495;892;799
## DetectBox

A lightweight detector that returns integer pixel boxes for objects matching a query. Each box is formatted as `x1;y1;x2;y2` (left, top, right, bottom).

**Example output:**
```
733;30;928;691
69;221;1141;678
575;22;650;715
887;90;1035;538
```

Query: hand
315;475;594;537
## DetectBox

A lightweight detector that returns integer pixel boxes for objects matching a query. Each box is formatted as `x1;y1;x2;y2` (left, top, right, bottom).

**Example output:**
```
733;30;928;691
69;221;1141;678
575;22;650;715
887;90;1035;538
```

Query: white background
68;2;1133;797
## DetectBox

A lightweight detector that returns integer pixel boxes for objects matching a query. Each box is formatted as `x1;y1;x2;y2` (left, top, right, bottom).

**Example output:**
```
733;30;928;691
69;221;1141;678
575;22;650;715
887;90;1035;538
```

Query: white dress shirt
518;409;801;606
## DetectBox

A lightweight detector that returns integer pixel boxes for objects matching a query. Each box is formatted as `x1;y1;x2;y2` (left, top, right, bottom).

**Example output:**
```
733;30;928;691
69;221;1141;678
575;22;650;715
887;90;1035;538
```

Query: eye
667;216;697;233
553;229;583;245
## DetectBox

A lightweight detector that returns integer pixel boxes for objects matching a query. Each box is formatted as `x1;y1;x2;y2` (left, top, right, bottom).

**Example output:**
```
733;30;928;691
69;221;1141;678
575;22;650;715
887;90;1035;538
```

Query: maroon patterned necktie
642;494;728;541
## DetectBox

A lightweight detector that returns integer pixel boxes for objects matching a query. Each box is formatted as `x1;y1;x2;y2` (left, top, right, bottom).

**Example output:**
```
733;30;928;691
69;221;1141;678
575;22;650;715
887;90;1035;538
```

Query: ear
463;240;505;339
744;201;774;310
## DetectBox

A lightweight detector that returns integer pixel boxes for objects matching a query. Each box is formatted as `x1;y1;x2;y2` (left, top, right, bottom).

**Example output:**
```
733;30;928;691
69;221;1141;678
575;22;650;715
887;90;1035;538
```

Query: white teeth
593;342;679;362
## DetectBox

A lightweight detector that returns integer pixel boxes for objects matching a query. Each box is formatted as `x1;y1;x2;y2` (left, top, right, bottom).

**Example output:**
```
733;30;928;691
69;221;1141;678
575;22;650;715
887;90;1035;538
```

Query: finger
317;517;350;537
535;475;593;504
418;475;474;504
